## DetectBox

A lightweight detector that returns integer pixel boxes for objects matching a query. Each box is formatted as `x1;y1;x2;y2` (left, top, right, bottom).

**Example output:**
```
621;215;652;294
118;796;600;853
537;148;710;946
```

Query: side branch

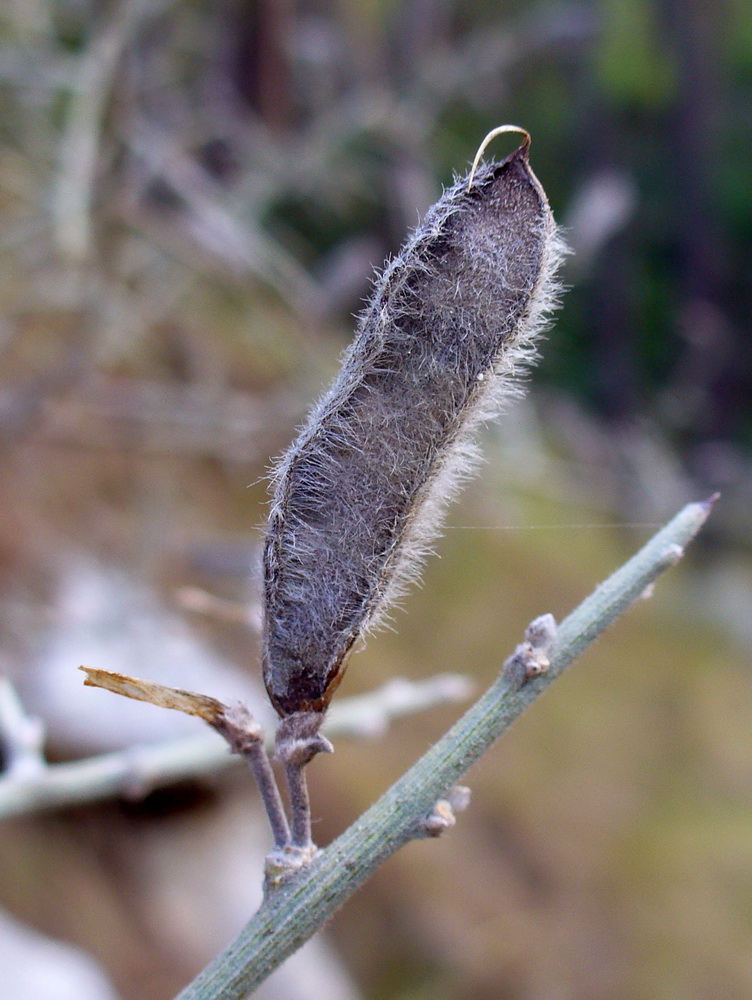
176;496;715;1000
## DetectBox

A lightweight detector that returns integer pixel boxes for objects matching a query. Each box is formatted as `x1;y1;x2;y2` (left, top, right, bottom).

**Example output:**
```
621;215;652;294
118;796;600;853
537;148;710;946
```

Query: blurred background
1;1;751;998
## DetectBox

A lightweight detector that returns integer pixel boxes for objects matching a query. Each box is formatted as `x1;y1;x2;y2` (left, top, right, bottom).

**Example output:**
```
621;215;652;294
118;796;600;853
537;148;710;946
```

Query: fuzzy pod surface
263;132;565;718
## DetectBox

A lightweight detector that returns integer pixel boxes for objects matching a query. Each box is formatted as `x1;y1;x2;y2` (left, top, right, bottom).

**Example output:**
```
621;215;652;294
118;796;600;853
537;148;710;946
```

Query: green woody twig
176;496;715;1000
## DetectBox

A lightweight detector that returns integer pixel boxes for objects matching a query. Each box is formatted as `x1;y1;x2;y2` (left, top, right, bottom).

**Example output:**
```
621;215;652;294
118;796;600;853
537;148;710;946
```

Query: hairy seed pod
262;128;566;718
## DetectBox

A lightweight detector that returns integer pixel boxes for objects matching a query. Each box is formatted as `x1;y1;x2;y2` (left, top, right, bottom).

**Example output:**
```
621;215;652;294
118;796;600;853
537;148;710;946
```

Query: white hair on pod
262;128;567;718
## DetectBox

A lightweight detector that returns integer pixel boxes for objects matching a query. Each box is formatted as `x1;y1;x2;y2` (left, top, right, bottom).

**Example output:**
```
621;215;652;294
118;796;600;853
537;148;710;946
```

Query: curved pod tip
467;124;531;191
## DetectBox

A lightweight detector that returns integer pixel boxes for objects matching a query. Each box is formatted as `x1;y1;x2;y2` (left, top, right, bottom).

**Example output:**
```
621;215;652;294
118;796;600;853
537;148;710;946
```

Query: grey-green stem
176;496;715;1000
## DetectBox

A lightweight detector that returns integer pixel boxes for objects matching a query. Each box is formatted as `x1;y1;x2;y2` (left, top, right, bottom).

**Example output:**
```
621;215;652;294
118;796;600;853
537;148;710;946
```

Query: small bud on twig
419;785;472;838
502;613;558;689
